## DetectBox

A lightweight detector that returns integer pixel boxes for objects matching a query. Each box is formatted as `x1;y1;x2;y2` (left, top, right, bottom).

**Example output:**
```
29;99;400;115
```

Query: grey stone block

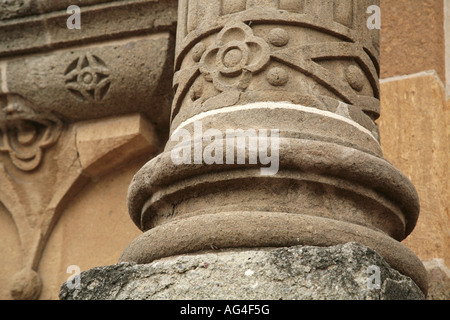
60;243;424;300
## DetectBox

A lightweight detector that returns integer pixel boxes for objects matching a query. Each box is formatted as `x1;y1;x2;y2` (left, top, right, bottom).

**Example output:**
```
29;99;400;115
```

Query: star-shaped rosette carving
64;53;111;102
199;22;270;92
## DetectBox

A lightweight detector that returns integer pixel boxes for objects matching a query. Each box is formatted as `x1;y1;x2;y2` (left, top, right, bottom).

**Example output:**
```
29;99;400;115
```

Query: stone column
119;0;428;295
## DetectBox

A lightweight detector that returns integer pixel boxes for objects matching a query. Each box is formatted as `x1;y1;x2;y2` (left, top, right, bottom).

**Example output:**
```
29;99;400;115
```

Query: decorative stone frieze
120;0;428;296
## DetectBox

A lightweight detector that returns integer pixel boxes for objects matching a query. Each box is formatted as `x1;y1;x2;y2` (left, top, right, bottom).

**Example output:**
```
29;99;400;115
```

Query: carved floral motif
199;22;270;92
64;53;111;102
0;95;62;172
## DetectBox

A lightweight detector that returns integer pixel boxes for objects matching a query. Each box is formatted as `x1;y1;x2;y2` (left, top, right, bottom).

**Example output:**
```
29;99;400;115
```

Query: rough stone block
60;243;425;300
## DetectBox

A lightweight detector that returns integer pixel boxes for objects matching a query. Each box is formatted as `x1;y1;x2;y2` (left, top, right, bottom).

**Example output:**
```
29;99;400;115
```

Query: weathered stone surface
2;35;174;128
60;243;424;300
119;211;428;295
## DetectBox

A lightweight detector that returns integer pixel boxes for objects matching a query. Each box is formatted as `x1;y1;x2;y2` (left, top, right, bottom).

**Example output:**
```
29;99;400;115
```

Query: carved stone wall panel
0;0;177;299
75;114;159;178
0;94;62;172
0;121;83;300
0;110;158;299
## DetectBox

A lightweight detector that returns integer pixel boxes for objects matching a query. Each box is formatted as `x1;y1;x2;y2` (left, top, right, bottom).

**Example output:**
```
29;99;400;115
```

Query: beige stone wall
379;73;450;266
0;156;144;300
37;157;145;300
379;1;449;269
380;0;446;82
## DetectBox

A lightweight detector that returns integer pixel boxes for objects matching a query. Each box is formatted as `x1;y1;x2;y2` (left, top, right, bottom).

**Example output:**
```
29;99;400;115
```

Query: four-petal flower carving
199;22;270;92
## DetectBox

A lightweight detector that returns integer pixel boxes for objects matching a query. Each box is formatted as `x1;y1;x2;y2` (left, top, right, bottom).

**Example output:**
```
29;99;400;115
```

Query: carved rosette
64;53;111;102
121;0;428;295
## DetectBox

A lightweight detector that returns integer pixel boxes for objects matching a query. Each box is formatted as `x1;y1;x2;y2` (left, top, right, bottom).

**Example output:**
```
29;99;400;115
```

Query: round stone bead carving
267;67;289;86
268;28;289;47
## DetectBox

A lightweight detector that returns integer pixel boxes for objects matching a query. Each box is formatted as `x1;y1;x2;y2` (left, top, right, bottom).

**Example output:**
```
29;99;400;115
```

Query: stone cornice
0;0;177;59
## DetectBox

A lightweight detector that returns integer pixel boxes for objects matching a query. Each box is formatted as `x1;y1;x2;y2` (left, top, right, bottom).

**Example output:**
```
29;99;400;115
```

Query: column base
60;243;424;300
118;211;428;295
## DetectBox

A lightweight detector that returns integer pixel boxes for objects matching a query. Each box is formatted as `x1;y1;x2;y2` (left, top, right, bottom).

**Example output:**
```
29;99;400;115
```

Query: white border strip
445;0;450;99
0;62;8;93
171;101;379;144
